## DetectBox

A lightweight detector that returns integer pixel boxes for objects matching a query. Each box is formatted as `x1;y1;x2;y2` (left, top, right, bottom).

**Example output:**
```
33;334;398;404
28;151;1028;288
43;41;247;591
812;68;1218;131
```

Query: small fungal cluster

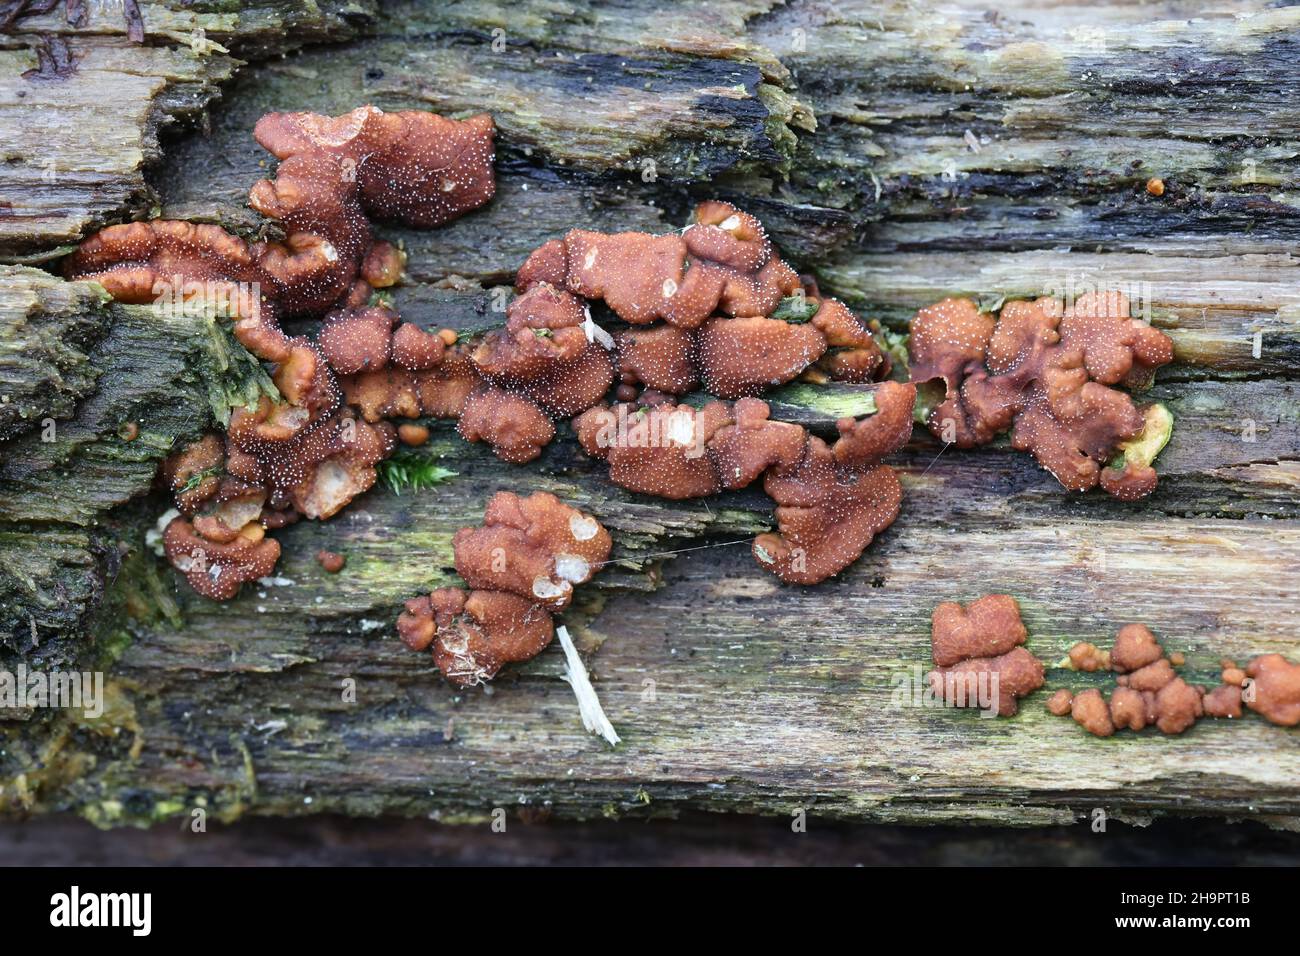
342;200;895;469
1051;627;1300;736
300;196;911;590
65;105;498;599
518;202;890;399
908;293;1175;499
927;594;1045;716
927;597;1300;739
576;382;915;584
397;492;611;687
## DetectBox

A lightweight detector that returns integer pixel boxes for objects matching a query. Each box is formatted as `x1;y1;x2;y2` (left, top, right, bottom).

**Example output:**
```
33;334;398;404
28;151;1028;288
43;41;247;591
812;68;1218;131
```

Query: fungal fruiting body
64;105;498;599
324;199;906;587
927;594;1044;717
908;293;1174;499
1051;626;1300;735
397;493;612;687
68;105;904;599
574;381;915;585
519;203;890;401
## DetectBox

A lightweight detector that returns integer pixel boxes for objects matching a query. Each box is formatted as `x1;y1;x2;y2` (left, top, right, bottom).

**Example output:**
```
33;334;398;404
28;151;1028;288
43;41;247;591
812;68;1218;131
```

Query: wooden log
0;0;1297;829
0;266;273;658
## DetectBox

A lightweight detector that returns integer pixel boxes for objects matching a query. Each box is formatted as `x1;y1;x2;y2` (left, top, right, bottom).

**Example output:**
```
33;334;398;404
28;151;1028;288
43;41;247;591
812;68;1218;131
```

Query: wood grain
0;0;1296;830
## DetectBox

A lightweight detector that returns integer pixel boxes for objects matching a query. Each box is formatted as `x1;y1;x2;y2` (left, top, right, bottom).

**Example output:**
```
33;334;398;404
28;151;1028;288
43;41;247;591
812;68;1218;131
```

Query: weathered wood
0;0;1297;829
0;2;378;259
0;266;272;659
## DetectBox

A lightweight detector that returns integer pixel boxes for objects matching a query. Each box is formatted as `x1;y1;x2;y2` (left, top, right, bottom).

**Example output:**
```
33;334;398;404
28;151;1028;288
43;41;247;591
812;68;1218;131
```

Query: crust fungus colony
929;596;1300;739
513;203;911;586
397;492;611;686
927;595;1044;717
66;105;498;599
1052;628;1300;736
908;294;1174;500
64;101;1283;730
65;106;914;604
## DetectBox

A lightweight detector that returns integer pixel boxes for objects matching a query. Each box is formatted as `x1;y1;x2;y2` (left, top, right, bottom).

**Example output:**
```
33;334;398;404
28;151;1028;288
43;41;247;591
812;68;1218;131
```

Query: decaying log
0;0;1297;829
0;266;272;662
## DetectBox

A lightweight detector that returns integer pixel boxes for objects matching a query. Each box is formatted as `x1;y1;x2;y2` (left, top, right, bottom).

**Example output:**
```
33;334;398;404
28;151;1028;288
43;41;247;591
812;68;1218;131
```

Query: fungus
1045;688;1073;716
397;494;612;686
317;550;346;573
161;516;280;601
69;105;497;602
696;316;827;399
908;292;1174;498
929;647;1046;718
67;105;495;356
1109;622;1165;672
807;297;890;384
1244;654;1300;726
162;433;228;514
63;220;291;362
754;382;915;584
925;595;1044;716
470;283;614;417
457;385;555;463
1107;686;1149;731
249;106;494;312
252;108;496;231
317;305;396;374
573;401;730;499
707;397;807;490
576;382;913;583
391;323;447;370
1070;688;1114;737
517;200;800;328
1049;622;1218;736
452;491;612;610
757;450;902;586
397;588;554;688
341;343;481;423
1202;683;1242;720
616;324;698;395
930;594;1028;668
1064;642;1110;672
1126;658;1177;693
396;423;430;446
1151;678;1203;733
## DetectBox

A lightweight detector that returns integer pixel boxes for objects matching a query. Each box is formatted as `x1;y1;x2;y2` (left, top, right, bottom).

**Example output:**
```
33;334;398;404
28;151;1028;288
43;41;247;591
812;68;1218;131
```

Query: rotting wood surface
0;0;1297;829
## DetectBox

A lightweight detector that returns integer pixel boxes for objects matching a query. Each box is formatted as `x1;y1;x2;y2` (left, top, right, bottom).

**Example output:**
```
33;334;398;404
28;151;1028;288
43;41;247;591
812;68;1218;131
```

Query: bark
0;0;1297;829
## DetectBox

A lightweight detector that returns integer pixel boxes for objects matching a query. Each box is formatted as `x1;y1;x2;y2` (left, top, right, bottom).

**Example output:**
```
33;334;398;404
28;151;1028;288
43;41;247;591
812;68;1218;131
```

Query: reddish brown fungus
930;594;1028;668
452;491;613;610
397;495;612;686
908;293;1174;499
397;588;554;688
926;595;1044;717
1245;654;1300;726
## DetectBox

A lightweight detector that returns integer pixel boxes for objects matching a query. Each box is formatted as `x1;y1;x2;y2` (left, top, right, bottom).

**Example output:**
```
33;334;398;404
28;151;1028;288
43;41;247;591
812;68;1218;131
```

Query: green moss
377;450;459;495
771;294;818;323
